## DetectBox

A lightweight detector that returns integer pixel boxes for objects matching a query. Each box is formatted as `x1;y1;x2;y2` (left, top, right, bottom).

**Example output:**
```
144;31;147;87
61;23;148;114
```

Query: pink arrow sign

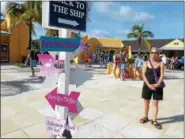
37;54;65;76
45;88;80;113
37;54;54;65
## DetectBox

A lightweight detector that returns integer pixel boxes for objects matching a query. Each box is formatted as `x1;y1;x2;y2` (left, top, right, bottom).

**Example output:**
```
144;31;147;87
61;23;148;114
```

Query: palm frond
127;32;138;38
143;31;154;38
140;23;144;32
132;25;141;32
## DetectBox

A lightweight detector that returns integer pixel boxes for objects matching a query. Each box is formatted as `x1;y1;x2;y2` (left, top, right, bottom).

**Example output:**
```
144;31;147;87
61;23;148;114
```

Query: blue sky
1;1;184;40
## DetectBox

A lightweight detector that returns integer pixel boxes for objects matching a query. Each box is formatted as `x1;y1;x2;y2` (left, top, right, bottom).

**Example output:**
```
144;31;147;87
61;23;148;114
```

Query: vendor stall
159;39;184;57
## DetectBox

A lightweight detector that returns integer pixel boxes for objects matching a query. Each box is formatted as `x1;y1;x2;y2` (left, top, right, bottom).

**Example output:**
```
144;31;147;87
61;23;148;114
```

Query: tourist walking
99;51;104;67
104;52;109;67
134;54;144;79
84;53;89;67
88;52;93;67
25;47;36;77
113;52;121;78
120;48;127;80
140;47;165;130
162;54;167;69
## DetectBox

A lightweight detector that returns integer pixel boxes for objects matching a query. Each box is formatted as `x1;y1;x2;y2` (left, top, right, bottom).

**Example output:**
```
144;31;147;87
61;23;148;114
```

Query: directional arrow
37;54;54;65
37;54;65;76
45;88;80;113
40;34;81;52
58;18;79;26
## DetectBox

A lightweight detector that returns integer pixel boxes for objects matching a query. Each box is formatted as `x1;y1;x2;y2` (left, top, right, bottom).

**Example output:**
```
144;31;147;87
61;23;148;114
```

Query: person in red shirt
113;52;121;78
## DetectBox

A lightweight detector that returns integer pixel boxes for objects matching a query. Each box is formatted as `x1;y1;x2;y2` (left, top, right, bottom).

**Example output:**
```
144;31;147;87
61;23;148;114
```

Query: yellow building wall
5;16;29;63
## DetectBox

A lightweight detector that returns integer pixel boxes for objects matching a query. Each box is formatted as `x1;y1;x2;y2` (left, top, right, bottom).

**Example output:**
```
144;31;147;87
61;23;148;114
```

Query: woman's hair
150;47;159;55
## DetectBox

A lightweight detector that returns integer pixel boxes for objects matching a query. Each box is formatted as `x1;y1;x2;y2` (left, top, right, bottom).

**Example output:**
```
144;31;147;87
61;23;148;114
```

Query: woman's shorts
30;60;37;68
121;64;126;73
142;84;163;100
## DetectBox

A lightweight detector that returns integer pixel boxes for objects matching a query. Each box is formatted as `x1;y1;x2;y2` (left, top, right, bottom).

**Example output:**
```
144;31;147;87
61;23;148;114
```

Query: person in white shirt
162;54;167;68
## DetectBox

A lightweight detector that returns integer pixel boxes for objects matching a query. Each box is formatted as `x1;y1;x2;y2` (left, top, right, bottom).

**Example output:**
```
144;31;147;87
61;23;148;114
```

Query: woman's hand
148;84;155;90
152;83;160;89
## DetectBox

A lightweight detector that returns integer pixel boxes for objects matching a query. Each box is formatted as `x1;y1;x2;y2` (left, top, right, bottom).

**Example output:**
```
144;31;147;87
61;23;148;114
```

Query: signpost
49;1;87;31
42;1;88;138
45;88;80;114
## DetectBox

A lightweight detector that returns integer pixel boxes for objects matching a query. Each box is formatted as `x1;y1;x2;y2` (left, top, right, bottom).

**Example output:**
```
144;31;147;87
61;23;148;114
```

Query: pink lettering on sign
45;88;80;113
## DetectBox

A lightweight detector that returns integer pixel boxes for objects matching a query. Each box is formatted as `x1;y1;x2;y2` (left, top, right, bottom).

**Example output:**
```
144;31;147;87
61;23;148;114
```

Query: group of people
84;51;112;67
161;55;184;70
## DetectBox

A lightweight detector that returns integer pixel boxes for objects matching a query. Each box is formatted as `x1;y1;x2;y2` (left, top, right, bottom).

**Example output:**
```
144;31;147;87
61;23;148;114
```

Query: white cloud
84;29;112;38
95;3;155;22
120;5;134;17
117;29;130;35
133;12;155;21
95;2;114;13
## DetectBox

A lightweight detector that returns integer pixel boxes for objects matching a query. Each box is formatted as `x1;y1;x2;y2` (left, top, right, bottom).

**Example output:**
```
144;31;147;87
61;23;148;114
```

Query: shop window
0;43;9;62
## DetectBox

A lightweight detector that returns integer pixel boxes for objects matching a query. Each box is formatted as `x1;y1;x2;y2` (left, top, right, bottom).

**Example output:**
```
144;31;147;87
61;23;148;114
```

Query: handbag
148;60;166;88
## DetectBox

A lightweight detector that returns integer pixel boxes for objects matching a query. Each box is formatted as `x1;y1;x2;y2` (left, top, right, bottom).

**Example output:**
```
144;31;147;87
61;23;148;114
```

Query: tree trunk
28;21;32;49
138;38;141;55
138;45;141;55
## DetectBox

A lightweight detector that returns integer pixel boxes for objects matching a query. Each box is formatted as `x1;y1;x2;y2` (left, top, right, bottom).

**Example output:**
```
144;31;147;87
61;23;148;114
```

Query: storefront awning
0;30;11;36
159;39;184;51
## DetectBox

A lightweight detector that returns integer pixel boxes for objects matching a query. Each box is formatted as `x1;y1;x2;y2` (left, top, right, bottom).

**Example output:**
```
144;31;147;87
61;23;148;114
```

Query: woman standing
140;47;164;129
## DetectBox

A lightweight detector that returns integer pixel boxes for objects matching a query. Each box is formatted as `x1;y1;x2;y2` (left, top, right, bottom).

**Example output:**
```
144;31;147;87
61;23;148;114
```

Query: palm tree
127;24;154;54
6;1;42;49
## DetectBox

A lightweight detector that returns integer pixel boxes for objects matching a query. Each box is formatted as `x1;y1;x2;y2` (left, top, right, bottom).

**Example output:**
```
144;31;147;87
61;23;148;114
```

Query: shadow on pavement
70;66;93;87
1;77;45;97
158;114;184;125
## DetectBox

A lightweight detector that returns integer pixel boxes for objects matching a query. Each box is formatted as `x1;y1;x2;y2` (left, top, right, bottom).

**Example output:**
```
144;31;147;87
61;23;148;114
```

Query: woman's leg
144;99;150;118
152;100;159;121
31;67;35;77
113;64;117;78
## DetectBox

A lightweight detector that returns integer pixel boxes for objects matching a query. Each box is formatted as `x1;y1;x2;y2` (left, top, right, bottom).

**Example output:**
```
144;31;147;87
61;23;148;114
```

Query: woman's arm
156;62;164;86
142;61;151;87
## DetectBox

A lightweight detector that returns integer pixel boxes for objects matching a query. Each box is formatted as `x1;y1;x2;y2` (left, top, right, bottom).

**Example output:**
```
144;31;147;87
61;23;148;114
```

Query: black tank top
145;66;161;84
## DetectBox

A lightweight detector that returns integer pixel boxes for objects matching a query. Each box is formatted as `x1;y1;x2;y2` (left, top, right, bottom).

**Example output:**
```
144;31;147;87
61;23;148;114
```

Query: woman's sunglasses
150;52;158;54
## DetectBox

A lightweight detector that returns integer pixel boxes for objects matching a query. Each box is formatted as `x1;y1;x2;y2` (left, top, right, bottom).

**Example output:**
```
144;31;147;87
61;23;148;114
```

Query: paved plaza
1;64;184;138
